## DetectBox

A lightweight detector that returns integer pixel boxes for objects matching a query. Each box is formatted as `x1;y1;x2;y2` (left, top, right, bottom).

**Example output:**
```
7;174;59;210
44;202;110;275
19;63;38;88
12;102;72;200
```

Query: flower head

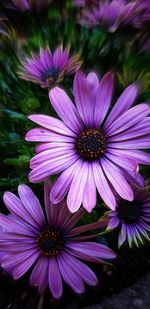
0;181;115;299
26;70;150;213
19;46;82;88
105;185;150;248
10;0;53;11
78;0;148;32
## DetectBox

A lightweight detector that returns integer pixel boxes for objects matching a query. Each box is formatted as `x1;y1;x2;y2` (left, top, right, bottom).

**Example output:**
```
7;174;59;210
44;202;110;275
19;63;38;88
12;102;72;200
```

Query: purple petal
18;185;45;226
92;161;116;210
3;192;38;228
107;216;119;230
28;115;76;137
106;149;150;165
49;87;83;133
108;118;150;141
62;252;97;286
108;135;150;149
12;251;39;279
50;160;80;204
0;214;38;236
29;153;79;183
1;248;38;268
105;151;137;171
94;72;114;127
104;84;138;131
86;72;99;95
83;163;96;212
106;103;150;136
48;257;63;299
26;128;75;143
67;161;89;212
67;242;116;259
35;142;74;154
30;256;49;291
30;149;76;169
44;179;53;224
73;70;95;127
118;223;127;248
101;158;133;201
57;253;85;294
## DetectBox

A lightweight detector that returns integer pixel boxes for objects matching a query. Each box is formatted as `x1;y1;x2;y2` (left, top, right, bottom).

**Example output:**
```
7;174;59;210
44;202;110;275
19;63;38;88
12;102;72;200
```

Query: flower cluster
0;0;150;302
74;0;150;32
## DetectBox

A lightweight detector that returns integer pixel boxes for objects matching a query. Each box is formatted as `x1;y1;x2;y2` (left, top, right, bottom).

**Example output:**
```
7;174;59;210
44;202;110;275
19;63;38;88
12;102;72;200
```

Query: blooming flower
104;185;150;248
0;181;116;299
26;70;150;213
77;0;148;32
10;0;53;11
19;46;82;88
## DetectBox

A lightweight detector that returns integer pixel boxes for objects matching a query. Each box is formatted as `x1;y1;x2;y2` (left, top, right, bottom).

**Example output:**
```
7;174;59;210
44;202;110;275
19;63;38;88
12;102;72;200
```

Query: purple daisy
78;0;147;32
26;70;150;213
10;0;53;11
19;46;82;88
105;185;150;248
0;181;116;299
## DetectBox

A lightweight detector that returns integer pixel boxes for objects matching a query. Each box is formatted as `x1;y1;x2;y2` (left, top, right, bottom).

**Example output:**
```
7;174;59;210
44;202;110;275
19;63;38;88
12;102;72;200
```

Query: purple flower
19;46;82;88
10;0;53;11
0;181;115;298
105;185;150;248
26;70;150;213
78;0;148;32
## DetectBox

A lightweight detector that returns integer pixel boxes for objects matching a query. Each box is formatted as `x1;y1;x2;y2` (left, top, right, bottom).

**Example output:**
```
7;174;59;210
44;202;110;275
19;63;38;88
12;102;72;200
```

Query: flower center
76;128;106;161
37;228;64;256
118;201;142;224
41;68;59;83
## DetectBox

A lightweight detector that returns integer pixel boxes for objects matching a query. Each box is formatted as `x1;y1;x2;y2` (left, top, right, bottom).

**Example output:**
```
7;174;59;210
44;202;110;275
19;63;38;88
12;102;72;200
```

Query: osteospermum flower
10;0;53;11
0;181;116;299
105;186;150;248
78;0;147;32
19;46;82;88
26;70;150;213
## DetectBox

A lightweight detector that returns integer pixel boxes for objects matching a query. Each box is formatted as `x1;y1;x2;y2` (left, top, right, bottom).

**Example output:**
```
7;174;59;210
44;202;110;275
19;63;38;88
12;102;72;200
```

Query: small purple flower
105;185;150;248
19;46;82;88
78;0;148;32
10;0;53;11
0;181;115;299
26;70;150;213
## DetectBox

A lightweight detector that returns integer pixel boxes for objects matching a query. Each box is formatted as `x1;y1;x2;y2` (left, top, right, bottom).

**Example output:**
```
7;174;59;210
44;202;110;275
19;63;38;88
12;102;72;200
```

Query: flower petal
104;84;138;131
92;161;116;210
18;185;45;226
48;257;63;299
94;72;114;127
49;87;83;133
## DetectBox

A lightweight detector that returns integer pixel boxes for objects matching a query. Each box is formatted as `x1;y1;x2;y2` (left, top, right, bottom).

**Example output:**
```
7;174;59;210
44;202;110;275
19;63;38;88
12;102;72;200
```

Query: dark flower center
118;201;142;224
37;227;64;256
41;68;59;82
76;128;106;161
